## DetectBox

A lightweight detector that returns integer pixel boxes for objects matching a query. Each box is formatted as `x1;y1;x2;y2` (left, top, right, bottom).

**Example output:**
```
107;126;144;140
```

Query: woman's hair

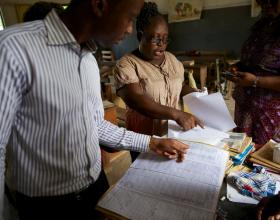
23;1;64;22
256;0;278;7
136;2;163;41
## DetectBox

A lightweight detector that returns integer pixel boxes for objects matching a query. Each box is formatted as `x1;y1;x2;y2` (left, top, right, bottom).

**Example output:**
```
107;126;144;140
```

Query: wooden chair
101;50;115;62
174;50;228;92
98;50;116;101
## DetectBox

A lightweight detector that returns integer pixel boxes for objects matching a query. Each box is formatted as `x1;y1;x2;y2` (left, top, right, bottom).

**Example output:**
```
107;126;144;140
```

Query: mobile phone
221;71;236;78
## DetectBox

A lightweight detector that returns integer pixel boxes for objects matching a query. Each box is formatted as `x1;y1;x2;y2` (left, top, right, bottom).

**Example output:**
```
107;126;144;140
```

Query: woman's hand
149;137;189;162
228;71;257;87
181;85;200;96
172;110;204;131
256;193;280;220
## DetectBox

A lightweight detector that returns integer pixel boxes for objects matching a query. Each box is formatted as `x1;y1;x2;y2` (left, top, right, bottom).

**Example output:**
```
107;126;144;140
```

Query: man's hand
173;110;204;131
149;137;189;162
256;193;280;220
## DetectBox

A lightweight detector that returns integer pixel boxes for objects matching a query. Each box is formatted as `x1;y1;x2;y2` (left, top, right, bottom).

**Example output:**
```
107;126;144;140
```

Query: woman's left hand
256;193;280;220
229;72;257;87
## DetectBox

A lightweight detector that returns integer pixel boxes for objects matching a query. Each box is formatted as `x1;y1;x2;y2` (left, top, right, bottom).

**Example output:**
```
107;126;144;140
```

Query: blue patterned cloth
227;166;277;200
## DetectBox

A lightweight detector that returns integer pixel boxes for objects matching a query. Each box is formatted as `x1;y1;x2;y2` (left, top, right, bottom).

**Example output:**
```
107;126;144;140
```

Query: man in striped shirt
0;0;189;219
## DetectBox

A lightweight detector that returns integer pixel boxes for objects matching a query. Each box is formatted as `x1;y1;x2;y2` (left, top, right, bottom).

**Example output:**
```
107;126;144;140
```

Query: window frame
0;8;5;31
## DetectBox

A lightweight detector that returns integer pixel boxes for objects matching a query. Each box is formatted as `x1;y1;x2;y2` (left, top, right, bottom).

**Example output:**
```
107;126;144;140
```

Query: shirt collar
44;9;97;53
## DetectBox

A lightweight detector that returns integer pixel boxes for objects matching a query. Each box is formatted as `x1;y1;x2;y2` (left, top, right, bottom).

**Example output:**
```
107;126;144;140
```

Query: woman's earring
138;45;142;52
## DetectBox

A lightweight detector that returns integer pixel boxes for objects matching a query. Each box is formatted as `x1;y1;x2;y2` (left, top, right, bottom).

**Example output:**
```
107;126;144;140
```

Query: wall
113;5;258;59
0;0;253;28
168;5;258;57
0;0;69;26
1;0;258;59
152;0;251;13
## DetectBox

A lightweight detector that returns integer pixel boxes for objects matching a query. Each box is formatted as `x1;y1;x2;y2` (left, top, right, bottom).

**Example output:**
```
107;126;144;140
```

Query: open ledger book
98;142;229;220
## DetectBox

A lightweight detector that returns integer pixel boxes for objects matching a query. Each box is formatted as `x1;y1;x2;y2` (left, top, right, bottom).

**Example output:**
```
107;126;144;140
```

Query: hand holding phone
221;71;237;78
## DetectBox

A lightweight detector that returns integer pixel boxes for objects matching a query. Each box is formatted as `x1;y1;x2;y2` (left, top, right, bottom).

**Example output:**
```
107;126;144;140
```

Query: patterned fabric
114;51;184;136
233;16;280;145
0;8;150;207
227;166;277;200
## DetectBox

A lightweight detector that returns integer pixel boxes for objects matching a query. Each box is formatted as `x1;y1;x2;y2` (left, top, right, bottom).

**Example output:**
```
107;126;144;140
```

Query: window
0;8;4;31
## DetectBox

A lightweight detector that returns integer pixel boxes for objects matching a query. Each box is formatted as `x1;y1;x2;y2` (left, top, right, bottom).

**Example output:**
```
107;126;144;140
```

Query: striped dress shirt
0;9;150;212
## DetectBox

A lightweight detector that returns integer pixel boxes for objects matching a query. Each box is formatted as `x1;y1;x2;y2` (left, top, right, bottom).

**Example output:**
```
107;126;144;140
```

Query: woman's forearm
124;92;178;120
257;76;280;92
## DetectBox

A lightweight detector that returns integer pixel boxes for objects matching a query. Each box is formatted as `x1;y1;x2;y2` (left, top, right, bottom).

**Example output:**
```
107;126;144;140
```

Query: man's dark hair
136;2;162;41
23;1;64;22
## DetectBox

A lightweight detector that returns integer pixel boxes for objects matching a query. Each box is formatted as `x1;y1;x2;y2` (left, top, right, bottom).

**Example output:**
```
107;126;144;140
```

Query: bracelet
252;76;259;88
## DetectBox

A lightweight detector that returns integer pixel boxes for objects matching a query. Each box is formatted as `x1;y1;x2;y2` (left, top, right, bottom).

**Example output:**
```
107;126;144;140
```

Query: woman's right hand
172;110;203;131
228;64;239;73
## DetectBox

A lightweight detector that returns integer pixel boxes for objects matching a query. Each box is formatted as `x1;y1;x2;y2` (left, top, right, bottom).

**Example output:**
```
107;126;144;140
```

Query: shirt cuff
131;133;151;152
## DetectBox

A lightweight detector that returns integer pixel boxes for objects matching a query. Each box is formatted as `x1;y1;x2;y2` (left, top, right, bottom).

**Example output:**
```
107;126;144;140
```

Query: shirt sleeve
113;56;140;90
0;44;26;218
95;108;150;152
178;60;185;84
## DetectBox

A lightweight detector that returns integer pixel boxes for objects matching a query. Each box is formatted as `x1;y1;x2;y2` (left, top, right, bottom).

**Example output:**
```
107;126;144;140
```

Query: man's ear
91;0;109;17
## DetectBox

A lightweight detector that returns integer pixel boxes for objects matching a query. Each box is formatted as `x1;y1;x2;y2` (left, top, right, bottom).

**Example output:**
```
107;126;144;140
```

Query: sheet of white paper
98;142;229;220
189;90;208;98
168;120;229;145
183;92;236;132
226;184;259;204
226;182;280;204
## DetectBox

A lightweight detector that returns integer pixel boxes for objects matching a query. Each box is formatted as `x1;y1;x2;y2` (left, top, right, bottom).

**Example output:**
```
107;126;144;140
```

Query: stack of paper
168;120;229;146
183;92;236;132
169;92;236;146
222;135;255;166
222;132;247;153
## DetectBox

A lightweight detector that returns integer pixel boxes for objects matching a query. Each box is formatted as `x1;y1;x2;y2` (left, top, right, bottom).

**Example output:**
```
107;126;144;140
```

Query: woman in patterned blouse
228;0;280;147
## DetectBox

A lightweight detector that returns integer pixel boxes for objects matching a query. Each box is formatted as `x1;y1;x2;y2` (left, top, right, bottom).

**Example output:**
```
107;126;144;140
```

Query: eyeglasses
150;37;170;45
149;37;170;45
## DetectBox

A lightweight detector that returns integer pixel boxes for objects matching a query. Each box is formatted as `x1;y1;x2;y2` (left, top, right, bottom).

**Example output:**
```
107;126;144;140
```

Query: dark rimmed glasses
149;37;170;45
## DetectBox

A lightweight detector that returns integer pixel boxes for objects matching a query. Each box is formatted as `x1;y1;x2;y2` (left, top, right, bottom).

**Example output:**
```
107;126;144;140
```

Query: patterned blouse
233;16;280;145
114;51;184;136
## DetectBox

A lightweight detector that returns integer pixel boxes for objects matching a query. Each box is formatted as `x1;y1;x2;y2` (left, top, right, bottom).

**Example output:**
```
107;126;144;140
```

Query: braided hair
136;2;163;41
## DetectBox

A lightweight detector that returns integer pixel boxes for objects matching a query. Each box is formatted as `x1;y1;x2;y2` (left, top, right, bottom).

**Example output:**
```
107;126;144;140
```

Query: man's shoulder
0;20;45;47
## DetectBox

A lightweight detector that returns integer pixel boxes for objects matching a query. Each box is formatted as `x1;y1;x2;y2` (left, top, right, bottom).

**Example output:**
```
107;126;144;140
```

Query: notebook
98;141;229;220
